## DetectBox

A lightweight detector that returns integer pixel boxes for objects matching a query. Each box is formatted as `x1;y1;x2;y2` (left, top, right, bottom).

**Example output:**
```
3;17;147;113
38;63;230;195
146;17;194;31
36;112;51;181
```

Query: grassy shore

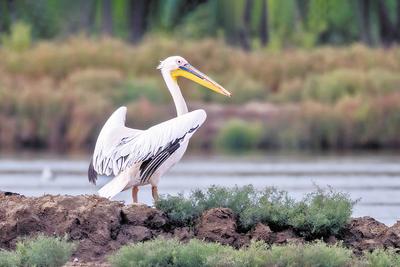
2;236;400;267
0;186;399;266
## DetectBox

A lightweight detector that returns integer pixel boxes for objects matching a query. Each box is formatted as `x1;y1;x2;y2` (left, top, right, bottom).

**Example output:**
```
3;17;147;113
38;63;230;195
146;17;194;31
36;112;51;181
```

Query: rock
274;229;304;244
0;194;164;261
0;191;20;197
121;205;167;228
119;225;152;242
380;221;400;248
325;235;338;245
173;227;194;241
251;223;273;243
341;217;388;252
195;208;239;246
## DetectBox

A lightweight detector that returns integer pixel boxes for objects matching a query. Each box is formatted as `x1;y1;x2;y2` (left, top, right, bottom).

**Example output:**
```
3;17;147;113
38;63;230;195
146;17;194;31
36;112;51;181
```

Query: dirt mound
0;193;166;261
340;216;400;254
1;193;400;263
195;207;250;248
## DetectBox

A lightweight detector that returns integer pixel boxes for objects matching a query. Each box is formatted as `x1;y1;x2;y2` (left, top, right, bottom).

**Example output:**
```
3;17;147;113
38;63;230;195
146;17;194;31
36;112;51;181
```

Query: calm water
0;154;399;225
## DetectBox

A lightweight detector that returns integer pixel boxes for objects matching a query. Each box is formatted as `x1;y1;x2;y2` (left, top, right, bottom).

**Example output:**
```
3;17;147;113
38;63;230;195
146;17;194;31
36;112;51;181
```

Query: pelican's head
157;56;231;97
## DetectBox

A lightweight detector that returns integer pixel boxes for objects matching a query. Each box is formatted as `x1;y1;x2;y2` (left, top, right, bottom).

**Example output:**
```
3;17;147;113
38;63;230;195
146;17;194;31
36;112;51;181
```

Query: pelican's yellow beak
171;64;231;97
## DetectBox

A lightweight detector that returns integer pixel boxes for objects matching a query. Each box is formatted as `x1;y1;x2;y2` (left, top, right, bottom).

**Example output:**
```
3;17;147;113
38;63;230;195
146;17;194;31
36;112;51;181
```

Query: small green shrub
155;193;201;226
239;187;296;230
223;241;270;267
109;238;234;267
193;185;258;216
1;21;32;52
215;120;263;152
0;235;75;267
264;241;353;267
289;188;354;238
16;235;75;267
362;248;400;267
173;239;234;267
109;238;179;267
156;185;354;237
0;250;20;267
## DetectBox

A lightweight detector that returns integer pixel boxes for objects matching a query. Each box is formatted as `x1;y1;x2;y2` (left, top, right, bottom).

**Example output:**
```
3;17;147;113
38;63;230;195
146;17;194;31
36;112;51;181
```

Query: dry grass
0;36;400;151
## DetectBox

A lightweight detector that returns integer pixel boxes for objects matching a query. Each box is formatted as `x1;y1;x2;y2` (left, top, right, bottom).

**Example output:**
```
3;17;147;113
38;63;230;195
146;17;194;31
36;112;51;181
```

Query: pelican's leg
152;185;159;203
132;186;139;203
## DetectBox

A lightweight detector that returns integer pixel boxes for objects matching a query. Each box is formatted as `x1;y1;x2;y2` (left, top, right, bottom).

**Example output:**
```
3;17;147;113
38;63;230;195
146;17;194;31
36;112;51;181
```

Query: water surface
0;154;399;225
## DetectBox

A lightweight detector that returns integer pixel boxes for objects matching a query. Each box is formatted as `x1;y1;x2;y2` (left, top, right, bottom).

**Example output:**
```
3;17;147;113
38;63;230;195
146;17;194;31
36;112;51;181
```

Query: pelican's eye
177;59;183;65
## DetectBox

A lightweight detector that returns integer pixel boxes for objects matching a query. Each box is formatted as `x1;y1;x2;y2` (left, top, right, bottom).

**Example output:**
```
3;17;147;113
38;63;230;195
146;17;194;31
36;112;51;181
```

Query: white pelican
88;56;231;203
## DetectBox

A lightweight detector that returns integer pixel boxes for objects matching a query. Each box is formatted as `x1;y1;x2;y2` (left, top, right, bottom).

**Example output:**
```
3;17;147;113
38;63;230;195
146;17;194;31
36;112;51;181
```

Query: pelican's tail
98;171;130;199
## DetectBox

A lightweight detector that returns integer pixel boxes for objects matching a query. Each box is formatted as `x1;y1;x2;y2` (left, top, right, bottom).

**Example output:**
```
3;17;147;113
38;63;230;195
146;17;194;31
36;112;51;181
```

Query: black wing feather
139;139;181;183
88;158;98;185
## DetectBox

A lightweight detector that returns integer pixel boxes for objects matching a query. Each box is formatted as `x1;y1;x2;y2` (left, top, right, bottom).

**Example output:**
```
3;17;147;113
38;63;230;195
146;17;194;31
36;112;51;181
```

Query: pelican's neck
161;69;188;116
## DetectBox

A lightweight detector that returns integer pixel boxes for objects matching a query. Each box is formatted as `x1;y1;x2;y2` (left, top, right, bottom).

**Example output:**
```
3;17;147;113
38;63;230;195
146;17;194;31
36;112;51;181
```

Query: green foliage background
1;0;400;49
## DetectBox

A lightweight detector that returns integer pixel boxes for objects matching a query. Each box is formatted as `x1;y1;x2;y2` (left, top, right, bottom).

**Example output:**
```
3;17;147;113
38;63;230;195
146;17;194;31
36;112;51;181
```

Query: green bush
0;235;76;267
0;250;20;267
220;241;270;267
173;239;234;267
1;21;32;52
362;248;400;267
263;241;353;267
109;238;179;267
155;193;202;226
239;187;297;230
156;185;354;237
215;120;263;152
111;238;400;267
289;188;354;238
109;238;234;267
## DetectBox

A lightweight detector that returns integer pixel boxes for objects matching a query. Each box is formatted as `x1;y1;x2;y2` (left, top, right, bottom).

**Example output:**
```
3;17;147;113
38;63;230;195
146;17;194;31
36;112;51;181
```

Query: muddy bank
1;192;399;263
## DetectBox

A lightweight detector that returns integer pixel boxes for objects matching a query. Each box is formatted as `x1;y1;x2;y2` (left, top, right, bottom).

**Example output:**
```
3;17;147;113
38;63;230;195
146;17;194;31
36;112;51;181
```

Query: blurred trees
1;0;400;50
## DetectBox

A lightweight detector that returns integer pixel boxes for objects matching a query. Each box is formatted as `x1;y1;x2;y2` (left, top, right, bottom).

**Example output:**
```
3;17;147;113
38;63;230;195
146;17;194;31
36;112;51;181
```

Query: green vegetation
110;238;400;267
215;120;263;152
288;188;354;238
156;185;354;237
258;241;353;267
0;251;19;267
109;238;234;267
364;248;400;267
1;1;399;49
1;22;32;52
0;235;76;267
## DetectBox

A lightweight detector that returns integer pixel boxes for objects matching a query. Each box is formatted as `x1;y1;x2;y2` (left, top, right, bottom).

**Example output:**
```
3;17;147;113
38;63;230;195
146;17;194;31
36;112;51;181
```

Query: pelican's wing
89;106;206;184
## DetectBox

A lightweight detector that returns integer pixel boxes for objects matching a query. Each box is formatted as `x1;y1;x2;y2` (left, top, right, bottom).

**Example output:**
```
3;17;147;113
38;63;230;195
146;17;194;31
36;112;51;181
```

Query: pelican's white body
91;56;207;200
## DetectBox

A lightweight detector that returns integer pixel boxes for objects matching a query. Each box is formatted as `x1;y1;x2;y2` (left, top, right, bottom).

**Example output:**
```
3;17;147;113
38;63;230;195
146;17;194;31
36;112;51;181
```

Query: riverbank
1;192;399;265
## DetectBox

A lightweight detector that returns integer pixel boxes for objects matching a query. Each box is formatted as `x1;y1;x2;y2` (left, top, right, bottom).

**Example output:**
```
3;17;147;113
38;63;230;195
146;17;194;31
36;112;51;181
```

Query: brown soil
1;192;400;266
